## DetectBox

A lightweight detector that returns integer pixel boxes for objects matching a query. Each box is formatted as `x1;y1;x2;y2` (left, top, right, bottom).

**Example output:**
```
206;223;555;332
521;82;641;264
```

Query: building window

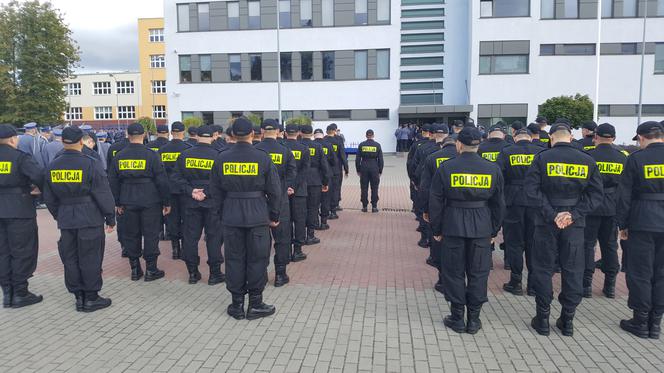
116;81;134;94
322;51;335;80
178;4;190;31
281;52;292;81
228;2;240;30
118;106;136;120
248;1;261;29
301;111;314;120
401;33;444;42
229;54;241;81
477;104;528;126
300;0;312;26
480;55;528;74
402;8;445;18
152;80;166;94
401;94;443;105
66;82;81;96
202;112;213;124
656;43;664;74
602;0;613;17
540;44;555;55
150;54;165;68
642;104;664;115
281;111;294;123
93;81;111;95
328;110;351;119
149;28;164;42
401;70;444;79
542;0;602;19
480;0;530;17
279;0;291;28
250;54;262;81
377;49;390;78
322;0;334;26
376;109;389;119
200;55;212;82
600;42;639;55
402;0;444;3
401;45;444;54
355;0;368;25
401;82;444;90
182;112;194;119
402;56;444;66
94;106;112;120
65;107;82;120
301;52;313;80
198;3;210;31
402;21;444;30
355;50;368;79
153;105;167;119
621;0;638;17
377;0;390;22
540;43;596;56
180;55;192;83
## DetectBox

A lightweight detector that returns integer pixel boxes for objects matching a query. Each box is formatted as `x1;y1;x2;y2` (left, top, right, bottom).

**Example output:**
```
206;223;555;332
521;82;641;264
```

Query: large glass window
149;29;164;42
248;1;261;29
118;106;136;120
228;2;240;30
400;94;443;105
281;53;292;81
400;70;444;79
479;55;529;74
401;57;444;66
480;0;530;17
377;49;390;78
355;50;368;79
229;54;241;81
322;0;334;26
154;106;167;119
541;0;554;18
602;0;613;17
402;8;445;17
94;106;113;120
301;52;313;80
116;81;135;94
561;44;596;55
622;0;637;17
401;0;443;3
93;81;112;95
200;55;212;82
322;52;335;80
151;80;166;94
401;33;444;42
250;54;262;81
300;0;312;27
563;0;578;18
279;0;291;28
401;45;444;54
66;83;81;96
178;4;190;31
656;43;664;74
377;0;390;22
66;107;82;121
355;0;368;25
401;82;444;91
198;3;210;31
402;21;444;30
179;55;192;82
150;55;165;68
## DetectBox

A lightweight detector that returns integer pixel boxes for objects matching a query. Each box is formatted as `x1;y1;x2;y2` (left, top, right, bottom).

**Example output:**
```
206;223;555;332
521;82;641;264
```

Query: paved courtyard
1;154;663;373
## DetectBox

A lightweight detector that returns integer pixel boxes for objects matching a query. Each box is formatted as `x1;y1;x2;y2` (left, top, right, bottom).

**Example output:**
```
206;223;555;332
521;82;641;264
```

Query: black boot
372;205;379;213
425;256;436;268
291;246;307;262
82;291;112;313
602;273;616;299
186;263;202;284
121;246;128;258
171;240;182;260
75;291;84;312
328;211;339;220
649;311;662;339
531;300;550;336
305;228;320;245
144;259;165;282
336;206;343;211
274;266;290;287
208;264;225;286
129;258;143;281
1;285;12;308
620;310;650;338
466;305;483;334
361;205;368;213
227;295;246;320
556;309;575;337
11;283;43;309
503;280;524;296
434;278;445;295
317;218;330;231
247;294;276;320
443;303;466;333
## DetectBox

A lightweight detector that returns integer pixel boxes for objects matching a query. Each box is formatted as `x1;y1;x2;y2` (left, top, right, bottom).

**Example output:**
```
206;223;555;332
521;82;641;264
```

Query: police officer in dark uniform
158;122;191;259
429;126;505;334
172;125;225;285
497;124;543;296
0;124;44;308
535;116;551;147
617;121;664;339
108;123;171;282
147;125;170;151
255;119;297;287
209;117;282;320
356;130;384;213
576;121;597;151
409;124;436;245
479;125;509;162
524;120;603;337
284;124;310;262
212;125;227;151
300;124;329;244
106;131;130;257
528;123;548;149
43;127;116;312
186;126;199;147
408;124;432;213
314;128;336;230
582;123;626;299
325;124;348;217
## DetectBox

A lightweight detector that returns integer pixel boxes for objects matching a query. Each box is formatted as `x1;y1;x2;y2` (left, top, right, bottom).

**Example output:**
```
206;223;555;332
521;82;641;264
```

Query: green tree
183;116;203;132
286;116;312;126
538;94;594;129
136;117;157;135
0;1;79;125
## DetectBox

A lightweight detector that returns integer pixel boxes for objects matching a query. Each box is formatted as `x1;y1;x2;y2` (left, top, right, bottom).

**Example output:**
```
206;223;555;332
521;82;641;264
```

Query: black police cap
488;125;504;133
0;124;17;139
596;123;616;138
314;128;324;134
432;123;449;134
421;123;432;132
300;124;314;134
549;121;572;135
261;119;279;131
582;121;598;131
285;123;299;134
535;116;548;124
633;121;664;141
527;123;540;134
452;120;464;128
232;117;254;136
326;124;336;132
157;124;169;134
511;121;525;130
328;123;338;130
457;127;482;146
171;122;185;132
196;125;215;138
188;126;198;135
127;123;145;136
366;129;374;136
62;126;84;144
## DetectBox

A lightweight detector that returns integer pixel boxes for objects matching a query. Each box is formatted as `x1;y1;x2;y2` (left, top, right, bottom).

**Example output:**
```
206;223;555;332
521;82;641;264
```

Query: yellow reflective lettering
546;163;589;179
450;173;492;189
161;152;180;162
270;153;283;165
309;148;316;156
481;152;499;162
644;165;664;179
222;162;259;176
0;162;11;174
291;150;301;160
596;162;623;175
509;154;534;166
118;159;147;170
362;146;377;153
50;170;83;183
185;158;214;170
435;157;450;168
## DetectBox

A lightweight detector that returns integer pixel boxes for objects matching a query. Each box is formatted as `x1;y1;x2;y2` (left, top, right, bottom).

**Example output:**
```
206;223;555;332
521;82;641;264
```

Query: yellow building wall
82;107;95;121
137;18;167;121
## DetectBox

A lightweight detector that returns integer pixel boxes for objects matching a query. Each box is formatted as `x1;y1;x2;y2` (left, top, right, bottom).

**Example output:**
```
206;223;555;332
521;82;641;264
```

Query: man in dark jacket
314;129;336;230
284;124;310;262
300;125;329;244
325;124;348;216
356;130;384;213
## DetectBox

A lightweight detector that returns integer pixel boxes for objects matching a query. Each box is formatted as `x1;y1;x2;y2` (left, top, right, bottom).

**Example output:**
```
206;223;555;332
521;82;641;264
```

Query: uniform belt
604;186;617;194
0;187;25;194
123;178;152;184
639;193;664;201
192;180;210;187
549;198;578;207
447;200;488;208
60;196;93;204
508;180;525;186
226;191;264;199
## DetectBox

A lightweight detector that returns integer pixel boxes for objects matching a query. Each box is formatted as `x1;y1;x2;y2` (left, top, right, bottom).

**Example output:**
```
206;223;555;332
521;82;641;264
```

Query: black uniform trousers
224;225;270;297
626;231;664;314
116;212;127;252
320;189;330;220
441;236;492;306
123;204;162;261
531;224;584;311
306;186;322;229
329;172;341;211
290;196;307;248
166;195;185;241
272;196;291;268
360;165;380;207
182;206;224;266
57;226;104;293
583;215;620;287
0;218;38;286
503;206;536;285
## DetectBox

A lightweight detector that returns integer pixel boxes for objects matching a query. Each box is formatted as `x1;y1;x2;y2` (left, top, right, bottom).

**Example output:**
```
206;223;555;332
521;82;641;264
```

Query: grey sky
1;0;163;73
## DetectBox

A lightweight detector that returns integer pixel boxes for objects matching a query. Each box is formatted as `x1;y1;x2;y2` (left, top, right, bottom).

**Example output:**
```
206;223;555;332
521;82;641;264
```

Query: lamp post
276;5;282;123
108;74;120;129
637;2;649;125
60;52;73;126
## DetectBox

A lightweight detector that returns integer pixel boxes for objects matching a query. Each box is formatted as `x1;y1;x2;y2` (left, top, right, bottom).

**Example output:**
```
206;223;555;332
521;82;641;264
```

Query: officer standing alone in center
210;117;282;320
43;127;116;312
356;130;384;213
